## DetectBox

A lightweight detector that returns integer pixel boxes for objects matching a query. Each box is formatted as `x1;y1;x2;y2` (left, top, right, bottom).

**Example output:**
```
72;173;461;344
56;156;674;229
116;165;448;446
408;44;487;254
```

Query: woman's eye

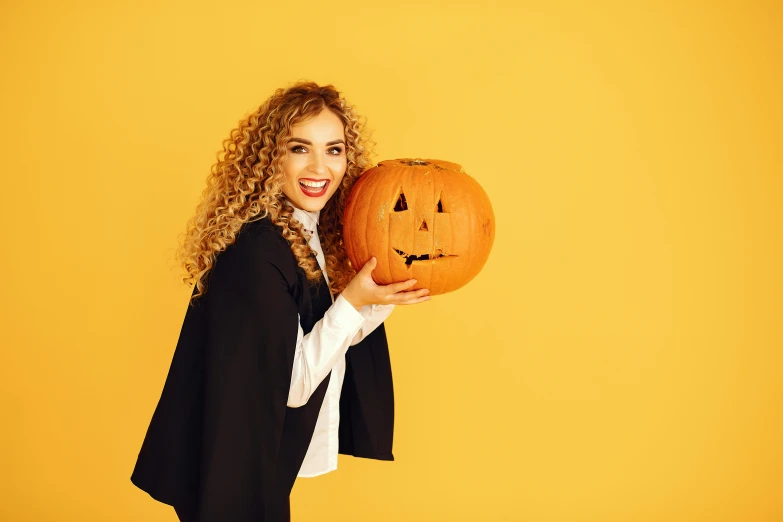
291;145;307;153
329;147;343;155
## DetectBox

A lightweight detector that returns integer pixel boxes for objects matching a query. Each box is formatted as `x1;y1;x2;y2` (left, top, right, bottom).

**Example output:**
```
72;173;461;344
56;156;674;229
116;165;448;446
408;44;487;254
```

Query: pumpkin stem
402;159;430;166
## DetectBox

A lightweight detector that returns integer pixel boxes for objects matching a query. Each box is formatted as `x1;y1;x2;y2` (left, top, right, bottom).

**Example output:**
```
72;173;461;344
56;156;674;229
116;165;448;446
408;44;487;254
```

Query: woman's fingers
385;288;431;304
383;278;419;294
396;294;431;305
358;257;378;275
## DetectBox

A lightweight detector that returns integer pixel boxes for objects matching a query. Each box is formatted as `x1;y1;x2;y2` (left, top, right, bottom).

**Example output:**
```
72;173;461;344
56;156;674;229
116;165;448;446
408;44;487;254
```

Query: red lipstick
298;178;330;198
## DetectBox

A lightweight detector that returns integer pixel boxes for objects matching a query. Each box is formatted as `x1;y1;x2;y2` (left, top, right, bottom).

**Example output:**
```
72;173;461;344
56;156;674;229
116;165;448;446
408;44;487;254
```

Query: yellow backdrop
1;0;781;520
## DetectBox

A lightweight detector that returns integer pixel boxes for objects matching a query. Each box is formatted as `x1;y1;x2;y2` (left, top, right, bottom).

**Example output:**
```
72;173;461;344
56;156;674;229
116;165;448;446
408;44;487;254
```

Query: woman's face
280;108;348;212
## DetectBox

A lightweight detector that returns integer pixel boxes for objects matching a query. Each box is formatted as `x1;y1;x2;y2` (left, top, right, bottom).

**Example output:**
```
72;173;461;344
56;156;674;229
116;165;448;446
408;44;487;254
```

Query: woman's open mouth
298;178;330;198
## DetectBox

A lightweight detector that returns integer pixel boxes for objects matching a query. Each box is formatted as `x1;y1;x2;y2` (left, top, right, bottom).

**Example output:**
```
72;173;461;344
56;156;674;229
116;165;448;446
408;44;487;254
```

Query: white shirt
287;204;394;477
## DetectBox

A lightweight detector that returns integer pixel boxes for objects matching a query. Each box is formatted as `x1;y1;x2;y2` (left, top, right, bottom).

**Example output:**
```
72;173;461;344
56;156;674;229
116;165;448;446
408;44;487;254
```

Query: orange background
1;1;781;521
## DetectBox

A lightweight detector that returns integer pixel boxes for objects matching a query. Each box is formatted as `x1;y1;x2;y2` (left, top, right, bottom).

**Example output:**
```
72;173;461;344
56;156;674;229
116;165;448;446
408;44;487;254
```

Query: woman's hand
341;257;431;310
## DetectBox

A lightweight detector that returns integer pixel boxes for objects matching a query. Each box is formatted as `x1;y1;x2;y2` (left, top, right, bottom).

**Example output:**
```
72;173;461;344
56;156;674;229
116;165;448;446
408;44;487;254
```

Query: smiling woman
129;81;431;522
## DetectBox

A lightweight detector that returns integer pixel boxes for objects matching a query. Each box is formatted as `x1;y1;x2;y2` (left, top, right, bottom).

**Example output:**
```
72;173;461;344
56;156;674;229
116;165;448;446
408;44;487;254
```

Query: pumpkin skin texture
343;158;495;295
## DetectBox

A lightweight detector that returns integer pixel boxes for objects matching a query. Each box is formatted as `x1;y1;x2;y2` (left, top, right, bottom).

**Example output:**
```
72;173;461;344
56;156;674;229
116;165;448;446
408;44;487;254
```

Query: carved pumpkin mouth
393;248;457;266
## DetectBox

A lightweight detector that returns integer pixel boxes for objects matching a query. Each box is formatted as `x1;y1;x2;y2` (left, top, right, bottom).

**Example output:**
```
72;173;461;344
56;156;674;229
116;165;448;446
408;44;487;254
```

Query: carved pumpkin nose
419;219;429;232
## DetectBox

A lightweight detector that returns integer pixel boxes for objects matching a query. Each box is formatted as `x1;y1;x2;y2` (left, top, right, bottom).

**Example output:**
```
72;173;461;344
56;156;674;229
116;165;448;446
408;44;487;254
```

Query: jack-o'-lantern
343;158;495;295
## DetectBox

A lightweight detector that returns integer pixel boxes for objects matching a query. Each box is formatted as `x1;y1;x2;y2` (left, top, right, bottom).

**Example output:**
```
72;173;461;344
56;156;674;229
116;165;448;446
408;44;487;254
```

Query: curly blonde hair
175;81;376;302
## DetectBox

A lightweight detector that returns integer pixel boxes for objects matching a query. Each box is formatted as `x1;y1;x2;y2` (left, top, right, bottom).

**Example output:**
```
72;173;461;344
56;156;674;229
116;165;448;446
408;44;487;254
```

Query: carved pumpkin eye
436;194;444;213
393;190;408;212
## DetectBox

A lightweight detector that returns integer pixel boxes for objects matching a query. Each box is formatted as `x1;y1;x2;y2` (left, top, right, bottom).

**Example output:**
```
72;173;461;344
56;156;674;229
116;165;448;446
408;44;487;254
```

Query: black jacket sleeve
196;227;300;520
131;221;307;521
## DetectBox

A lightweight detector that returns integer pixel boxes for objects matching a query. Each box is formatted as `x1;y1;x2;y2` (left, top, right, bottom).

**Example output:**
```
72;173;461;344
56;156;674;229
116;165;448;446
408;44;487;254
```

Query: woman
130;81;430;521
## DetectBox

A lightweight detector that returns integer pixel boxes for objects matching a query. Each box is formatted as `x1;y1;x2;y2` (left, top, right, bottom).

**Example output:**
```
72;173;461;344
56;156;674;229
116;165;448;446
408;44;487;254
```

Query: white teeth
299;180;327;188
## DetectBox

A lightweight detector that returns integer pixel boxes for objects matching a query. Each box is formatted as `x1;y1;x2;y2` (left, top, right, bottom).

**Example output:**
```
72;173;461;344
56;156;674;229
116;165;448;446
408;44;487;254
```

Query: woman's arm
287;301;395;408
349;304;395;346
287;294;364;407
289;255;430;408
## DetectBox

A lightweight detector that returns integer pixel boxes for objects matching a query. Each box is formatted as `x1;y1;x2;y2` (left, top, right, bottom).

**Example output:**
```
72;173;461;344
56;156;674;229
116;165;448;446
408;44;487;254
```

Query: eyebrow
289;137;345;146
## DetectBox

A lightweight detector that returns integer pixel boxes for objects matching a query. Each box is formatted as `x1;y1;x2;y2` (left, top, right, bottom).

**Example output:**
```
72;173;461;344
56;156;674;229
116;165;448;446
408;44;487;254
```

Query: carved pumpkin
343;158;495;295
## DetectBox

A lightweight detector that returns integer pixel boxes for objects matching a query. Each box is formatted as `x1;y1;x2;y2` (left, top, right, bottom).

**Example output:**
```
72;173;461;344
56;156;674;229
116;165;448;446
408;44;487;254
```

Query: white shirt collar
288;200;320;233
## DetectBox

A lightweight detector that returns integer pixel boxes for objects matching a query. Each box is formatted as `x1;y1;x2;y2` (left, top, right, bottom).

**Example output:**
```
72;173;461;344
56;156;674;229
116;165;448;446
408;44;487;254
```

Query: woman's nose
308;154;326;175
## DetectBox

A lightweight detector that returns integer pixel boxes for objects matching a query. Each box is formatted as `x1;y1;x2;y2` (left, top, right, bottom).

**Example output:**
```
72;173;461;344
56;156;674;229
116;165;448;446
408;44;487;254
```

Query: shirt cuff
329;293;365;331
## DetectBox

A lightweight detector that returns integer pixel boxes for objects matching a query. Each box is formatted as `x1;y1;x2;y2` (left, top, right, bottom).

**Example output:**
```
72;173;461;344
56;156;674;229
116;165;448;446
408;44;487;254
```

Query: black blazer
130;216;395;521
